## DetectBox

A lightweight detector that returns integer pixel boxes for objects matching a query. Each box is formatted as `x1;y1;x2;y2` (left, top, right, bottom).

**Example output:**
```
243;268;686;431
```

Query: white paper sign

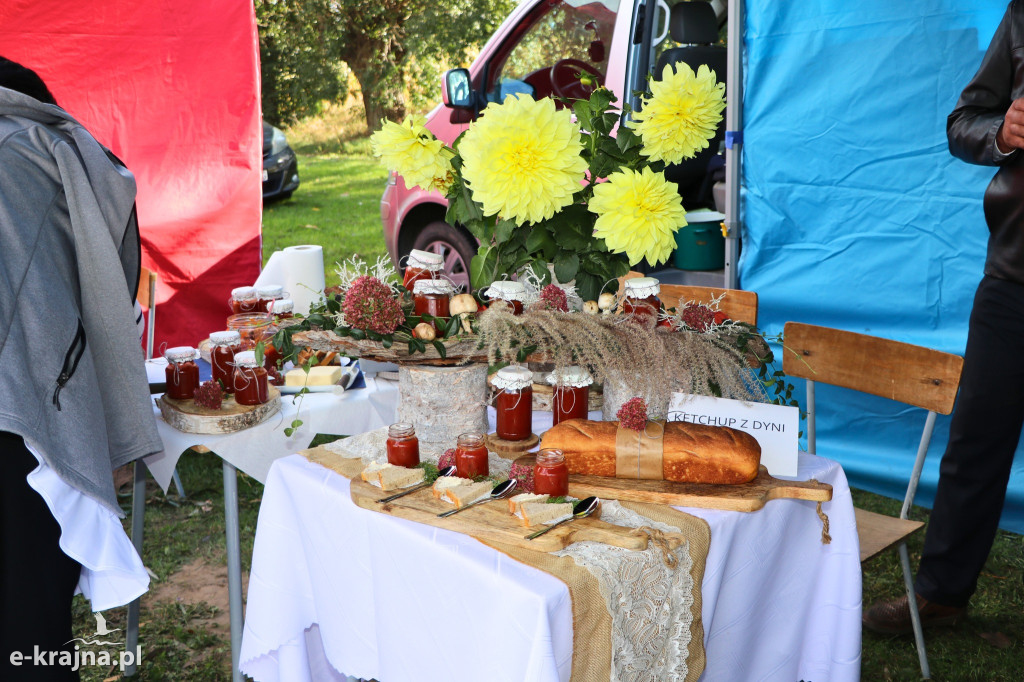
667;393;800;477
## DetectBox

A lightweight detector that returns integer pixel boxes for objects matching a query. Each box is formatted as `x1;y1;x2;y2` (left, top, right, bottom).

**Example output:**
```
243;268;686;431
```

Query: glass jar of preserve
209;330;242;393
273;298;294;320
412;279;454;333
386;423;420;467
455;432;489;479
533;448;569;497
232;350;270;405
226;313;274;351
229;286;259;315
257;284;286;313
403;249;444;290
485;280;527;315
623;277;670;328
164;346;200;400
546;366;593;426
493;366;534;441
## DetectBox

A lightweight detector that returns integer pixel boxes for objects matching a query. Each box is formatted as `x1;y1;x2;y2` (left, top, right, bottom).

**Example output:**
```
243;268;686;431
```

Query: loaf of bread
540;419;761;484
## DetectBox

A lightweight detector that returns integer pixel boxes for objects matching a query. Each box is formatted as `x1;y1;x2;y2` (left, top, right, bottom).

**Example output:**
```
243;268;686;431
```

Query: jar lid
209;330;241;347
546;365;593;388
256;284;284;298
273;298;294;313
231;286;257;299
624;277;660;298
164;346;198;363
485;280;527;302
234;350;260;368
493;365;533;390
412;278;454;295
408;249;444;269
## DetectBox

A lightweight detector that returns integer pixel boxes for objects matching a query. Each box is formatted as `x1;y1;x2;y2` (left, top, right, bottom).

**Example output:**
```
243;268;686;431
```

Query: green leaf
525;226;557;257
494;218;517;245
553;251;580;283
470;246;498;290
529;259;551;286
349;328;366;340
574;271;601;302
382;337;393;349
432;340;447;359
254;341;265;367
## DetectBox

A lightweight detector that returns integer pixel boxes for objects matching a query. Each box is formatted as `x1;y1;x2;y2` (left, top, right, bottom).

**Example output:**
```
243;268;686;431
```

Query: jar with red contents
533;449;569;497
232;350;270;405
622;277;671;328
229;286;259;315
546;366;593;426
209;331;241;393
386;423;420;467
257;284;286;313
164;346;200;400
413;279;454;333
494;366;534;441
403;249;445;290
455;432;489;478
485;281;526;315
273;298;294;320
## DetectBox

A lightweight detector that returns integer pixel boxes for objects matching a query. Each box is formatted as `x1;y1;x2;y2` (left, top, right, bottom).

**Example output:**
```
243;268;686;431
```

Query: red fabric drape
1;0;263;351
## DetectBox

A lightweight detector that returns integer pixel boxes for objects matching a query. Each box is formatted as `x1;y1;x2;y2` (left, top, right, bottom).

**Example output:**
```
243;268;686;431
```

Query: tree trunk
343;35;407;127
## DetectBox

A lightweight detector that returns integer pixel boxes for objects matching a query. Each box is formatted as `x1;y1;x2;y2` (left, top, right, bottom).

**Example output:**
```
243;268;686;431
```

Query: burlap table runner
300;445;710;682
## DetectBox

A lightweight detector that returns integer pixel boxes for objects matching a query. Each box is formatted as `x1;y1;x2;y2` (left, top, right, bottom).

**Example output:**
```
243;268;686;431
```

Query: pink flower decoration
538;284;569;312
342;275;404;335
438;448;457;470
617;397;648;432
681;303;716;332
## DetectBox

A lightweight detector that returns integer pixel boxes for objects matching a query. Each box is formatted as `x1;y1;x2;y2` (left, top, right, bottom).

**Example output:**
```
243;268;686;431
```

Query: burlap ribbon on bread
616;419;666;480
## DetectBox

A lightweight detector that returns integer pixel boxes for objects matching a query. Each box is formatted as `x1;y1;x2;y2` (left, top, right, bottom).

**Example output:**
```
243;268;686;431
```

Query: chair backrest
137;267;157;359
618;271;758;325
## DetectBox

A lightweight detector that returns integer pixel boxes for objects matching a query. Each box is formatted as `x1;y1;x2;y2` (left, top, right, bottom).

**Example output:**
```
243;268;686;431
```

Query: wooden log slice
396;364;489;446
485;432;540;458
157;387;281;434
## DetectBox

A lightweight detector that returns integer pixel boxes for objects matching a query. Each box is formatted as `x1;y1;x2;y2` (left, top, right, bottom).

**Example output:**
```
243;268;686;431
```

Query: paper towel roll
254;244;326;315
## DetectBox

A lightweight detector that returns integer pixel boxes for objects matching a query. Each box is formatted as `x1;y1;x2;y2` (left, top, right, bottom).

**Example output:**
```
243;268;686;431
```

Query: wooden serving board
157;387;281;434
348;476;685;553
567;466;832;512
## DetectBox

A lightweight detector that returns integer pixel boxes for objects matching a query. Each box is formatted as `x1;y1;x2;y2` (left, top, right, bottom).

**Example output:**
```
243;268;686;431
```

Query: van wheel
410;221;477;291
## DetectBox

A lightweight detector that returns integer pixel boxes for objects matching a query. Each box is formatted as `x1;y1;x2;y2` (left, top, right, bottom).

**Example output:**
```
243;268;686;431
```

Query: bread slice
432;476;469;500
361;461;390;484
447;481;494;508
376;466;425;491
508;493;548;515
520;502;573;527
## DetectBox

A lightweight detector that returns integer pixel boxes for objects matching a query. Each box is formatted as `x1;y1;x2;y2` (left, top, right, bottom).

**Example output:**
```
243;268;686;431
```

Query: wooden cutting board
567;466;832;512
348;476;685;553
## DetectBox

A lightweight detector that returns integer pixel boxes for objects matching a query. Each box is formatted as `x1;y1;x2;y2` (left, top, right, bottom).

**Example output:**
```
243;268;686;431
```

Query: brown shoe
863;593;966;635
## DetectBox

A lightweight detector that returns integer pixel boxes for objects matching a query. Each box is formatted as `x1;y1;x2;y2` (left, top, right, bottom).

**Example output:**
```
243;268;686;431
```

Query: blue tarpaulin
739;0;1024;533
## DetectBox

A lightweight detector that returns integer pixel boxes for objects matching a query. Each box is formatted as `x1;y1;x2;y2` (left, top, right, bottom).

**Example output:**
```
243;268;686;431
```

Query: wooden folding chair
783;322;963;679
136;266;157;360
618;271;759;325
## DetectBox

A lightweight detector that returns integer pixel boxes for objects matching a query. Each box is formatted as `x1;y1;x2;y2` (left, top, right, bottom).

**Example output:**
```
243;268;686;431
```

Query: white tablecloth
239;448;862;681
144;377;400;488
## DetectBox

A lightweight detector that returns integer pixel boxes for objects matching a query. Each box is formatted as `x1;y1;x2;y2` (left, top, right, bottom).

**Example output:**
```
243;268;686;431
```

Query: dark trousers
1;431;82;681
915;276;1024;607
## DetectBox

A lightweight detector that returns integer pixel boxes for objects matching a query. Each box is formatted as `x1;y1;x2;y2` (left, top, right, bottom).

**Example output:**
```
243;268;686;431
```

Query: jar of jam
164;346;200;401
493;366;533;441
403;249;445;290
485;281;526;315
229;286;259;315
386;423;420;467
273;298;294;320
622;277;670;328
546;366;593;426
413;279;454;333
233;350;270;405
257;284;286;313
534;448;569;497
455;432;489;479
209;330;242;393
227;313;274;351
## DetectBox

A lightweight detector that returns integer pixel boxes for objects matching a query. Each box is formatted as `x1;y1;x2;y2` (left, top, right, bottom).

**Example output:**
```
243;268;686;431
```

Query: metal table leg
125;460;147;677
223;460;244;682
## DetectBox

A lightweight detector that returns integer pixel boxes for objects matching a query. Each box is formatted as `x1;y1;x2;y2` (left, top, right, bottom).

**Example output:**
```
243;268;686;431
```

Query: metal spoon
526;496;600;540
437;478;518;518
377;465;457;503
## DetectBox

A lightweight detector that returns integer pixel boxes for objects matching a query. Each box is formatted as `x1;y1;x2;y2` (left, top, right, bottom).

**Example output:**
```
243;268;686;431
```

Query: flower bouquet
370;63;726;302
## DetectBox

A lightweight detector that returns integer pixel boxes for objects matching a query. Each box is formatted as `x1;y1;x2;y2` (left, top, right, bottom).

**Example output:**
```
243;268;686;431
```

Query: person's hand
996;98;1024;153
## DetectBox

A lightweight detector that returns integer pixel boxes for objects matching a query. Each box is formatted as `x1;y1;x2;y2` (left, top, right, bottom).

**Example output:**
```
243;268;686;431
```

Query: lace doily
554;501;695;682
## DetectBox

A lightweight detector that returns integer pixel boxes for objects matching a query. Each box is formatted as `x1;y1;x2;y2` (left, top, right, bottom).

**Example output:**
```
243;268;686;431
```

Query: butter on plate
284;365;342;387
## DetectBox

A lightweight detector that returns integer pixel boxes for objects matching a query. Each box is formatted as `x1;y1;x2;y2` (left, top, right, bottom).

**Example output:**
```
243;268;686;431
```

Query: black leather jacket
947;0;1024;285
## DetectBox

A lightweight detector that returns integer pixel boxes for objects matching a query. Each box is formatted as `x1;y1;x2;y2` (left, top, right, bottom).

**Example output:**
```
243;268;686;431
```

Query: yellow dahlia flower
458;95;587;225
589;166;686;266
630;62;725;165
370;117;453;193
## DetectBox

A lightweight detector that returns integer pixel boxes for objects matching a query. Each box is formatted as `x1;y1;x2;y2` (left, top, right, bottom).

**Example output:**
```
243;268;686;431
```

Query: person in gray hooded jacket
1;57;163;680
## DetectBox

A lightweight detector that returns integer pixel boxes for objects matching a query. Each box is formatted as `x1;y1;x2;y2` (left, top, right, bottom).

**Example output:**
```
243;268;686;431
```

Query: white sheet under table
239;450;862;682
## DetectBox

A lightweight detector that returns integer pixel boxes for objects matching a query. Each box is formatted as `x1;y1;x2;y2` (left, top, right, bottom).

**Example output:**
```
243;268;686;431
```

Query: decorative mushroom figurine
450;293;479;333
